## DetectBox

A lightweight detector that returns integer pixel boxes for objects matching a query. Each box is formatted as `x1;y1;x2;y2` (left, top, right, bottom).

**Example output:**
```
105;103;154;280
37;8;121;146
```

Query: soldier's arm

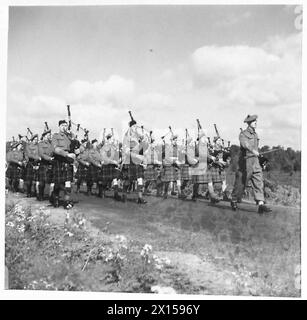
88;151;100;167
38;144;52;161
78;152;89;166
52;134;69;157
239;132;257;154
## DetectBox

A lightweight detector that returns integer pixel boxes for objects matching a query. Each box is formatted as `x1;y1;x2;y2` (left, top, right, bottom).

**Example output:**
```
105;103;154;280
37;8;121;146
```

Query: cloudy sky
6;5;302;149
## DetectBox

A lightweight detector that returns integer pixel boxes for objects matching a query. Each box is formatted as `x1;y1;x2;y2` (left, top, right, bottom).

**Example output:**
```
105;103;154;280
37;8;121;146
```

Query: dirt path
12;192;301;296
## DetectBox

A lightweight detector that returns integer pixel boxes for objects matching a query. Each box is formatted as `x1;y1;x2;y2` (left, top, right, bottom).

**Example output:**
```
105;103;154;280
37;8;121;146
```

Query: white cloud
66;75;135;108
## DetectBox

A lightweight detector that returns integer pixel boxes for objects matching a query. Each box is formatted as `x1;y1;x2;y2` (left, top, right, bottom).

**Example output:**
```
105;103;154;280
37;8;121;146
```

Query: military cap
58;119;67;126
106;133;112;140
244;114;258;123
91;139;98;144
129;120;137;127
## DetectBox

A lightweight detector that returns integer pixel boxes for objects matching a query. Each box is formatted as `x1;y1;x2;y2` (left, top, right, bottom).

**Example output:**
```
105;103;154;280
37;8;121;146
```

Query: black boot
258;204;272;214
137;197;147;204
231;200;238;211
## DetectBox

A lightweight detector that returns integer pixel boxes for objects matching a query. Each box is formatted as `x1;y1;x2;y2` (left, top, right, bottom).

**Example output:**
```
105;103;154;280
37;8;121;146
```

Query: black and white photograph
2;1;304;298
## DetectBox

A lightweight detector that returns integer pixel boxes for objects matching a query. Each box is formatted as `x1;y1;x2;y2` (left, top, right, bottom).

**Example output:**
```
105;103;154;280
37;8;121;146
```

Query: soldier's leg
38;182;45;201
192;183;199;200
163;182;170;199
122;178;130;202
144;180;151;194
63;180;73;209
53;184;60;207
49;183;55;203
112;178;122;201
137;177;147;204
208;182;220;203
250;171;265;204
86;182;92;196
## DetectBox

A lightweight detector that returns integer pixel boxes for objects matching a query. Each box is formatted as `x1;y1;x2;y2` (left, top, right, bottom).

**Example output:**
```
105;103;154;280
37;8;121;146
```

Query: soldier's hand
18;161;23;166
253;150;260;157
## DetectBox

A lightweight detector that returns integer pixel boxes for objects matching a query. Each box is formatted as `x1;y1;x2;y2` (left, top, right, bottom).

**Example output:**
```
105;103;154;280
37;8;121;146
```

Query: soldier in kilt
143;135;162;196
100;133;122;200
51;120;76;209
209;137;230;201
6;142;24;192
87;139;103;196
37;129;54;201
24;134;40;198
121;119;149;204
161;134;186;199
75;139;90;194
190;130;220;203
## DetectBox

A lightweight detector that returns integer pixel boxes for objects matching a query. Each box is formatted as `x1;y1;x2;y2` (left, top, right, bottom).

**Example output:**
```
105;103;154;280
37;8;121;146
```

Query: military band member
121;119;148;204
161;134;186;199
24;134;40;198
6;142;24;192
230;115;272;214
51;120;76;209
191;130;220;202
37;129;54;201
75;139;91;194
209;136;230;200
87;139;103;196
143;134;162;195
100;132;122;200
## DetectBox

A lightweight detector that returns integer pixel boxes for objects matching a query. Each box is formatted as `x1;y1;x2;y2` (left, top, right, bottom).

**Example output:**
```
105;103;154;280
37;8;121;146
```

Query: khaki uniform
231;126;264;202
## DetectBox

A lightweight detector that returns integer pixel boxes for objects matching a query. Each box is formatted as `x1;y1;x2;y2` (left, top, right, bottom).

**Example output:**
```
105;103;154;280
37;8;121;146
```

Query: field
5;187;301;297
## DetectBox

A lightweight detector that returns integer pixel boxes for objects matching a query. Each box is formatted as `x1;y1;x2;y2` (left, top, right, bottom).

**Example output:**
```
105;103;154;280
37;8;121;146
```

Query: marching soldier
121;116;148;204
37;128;54;201
87;139;103;196
161;134;186;199
230;115;272;214
75;139;91;194
143;133;162;196
51;120;76;209
100;132;122;200
190;129;220;202
6;141;24;192
24;134;40;198
209;136;230;200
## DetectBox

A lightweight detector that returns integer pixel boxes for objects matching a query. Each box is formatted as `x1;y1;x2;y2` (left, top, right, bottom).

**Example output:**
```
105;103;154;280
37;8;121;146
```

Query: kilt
75;164;90;182
100;164;120;182
180;164;191;181
37;162;53;184
88;165;99;183
121;163;144;181
209;166;227;183
191;168;212;184
161;165;180;182
6;163;22;180
24;162;39;182
52;160;74;185
144;165;159;181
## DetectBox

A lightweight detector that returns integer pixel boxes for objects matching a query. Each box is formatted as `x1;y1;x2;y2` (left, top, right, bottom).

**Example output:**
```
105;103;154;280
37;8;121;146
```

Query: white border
0;0;305;300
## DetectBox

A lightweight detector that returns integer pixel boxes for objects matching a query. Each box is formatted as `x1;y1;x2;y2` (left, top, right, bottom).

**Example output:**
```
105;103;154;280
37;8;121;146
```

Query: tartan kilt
88;165;99;183
161;165;180;182
191;170;212;184
180;164;191;181
37;162;53;184
52;160;74;185
24;162;39;182
6;163;22;180
75;164;90;182
101;164;120;182
144;165;159;181
209;166;227;183
121;163;144;181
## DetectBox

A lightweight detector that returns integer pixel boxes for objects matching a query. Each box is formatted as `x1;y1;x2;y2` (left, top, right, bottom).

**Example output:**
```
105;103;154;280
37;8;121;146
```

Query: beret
244;114;258;123
58;120;67;126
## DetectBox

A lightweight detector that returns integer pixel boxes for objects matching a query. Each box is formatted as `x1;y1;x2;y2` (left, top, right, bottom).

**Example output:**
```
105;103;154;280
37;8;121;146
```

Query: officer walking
231;115;272;214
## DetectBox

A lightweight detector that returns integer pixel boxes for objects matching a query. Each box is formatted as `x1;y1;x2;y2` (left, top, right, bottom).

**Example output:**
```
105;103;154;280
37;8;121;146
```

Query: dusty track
13;191;301;296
